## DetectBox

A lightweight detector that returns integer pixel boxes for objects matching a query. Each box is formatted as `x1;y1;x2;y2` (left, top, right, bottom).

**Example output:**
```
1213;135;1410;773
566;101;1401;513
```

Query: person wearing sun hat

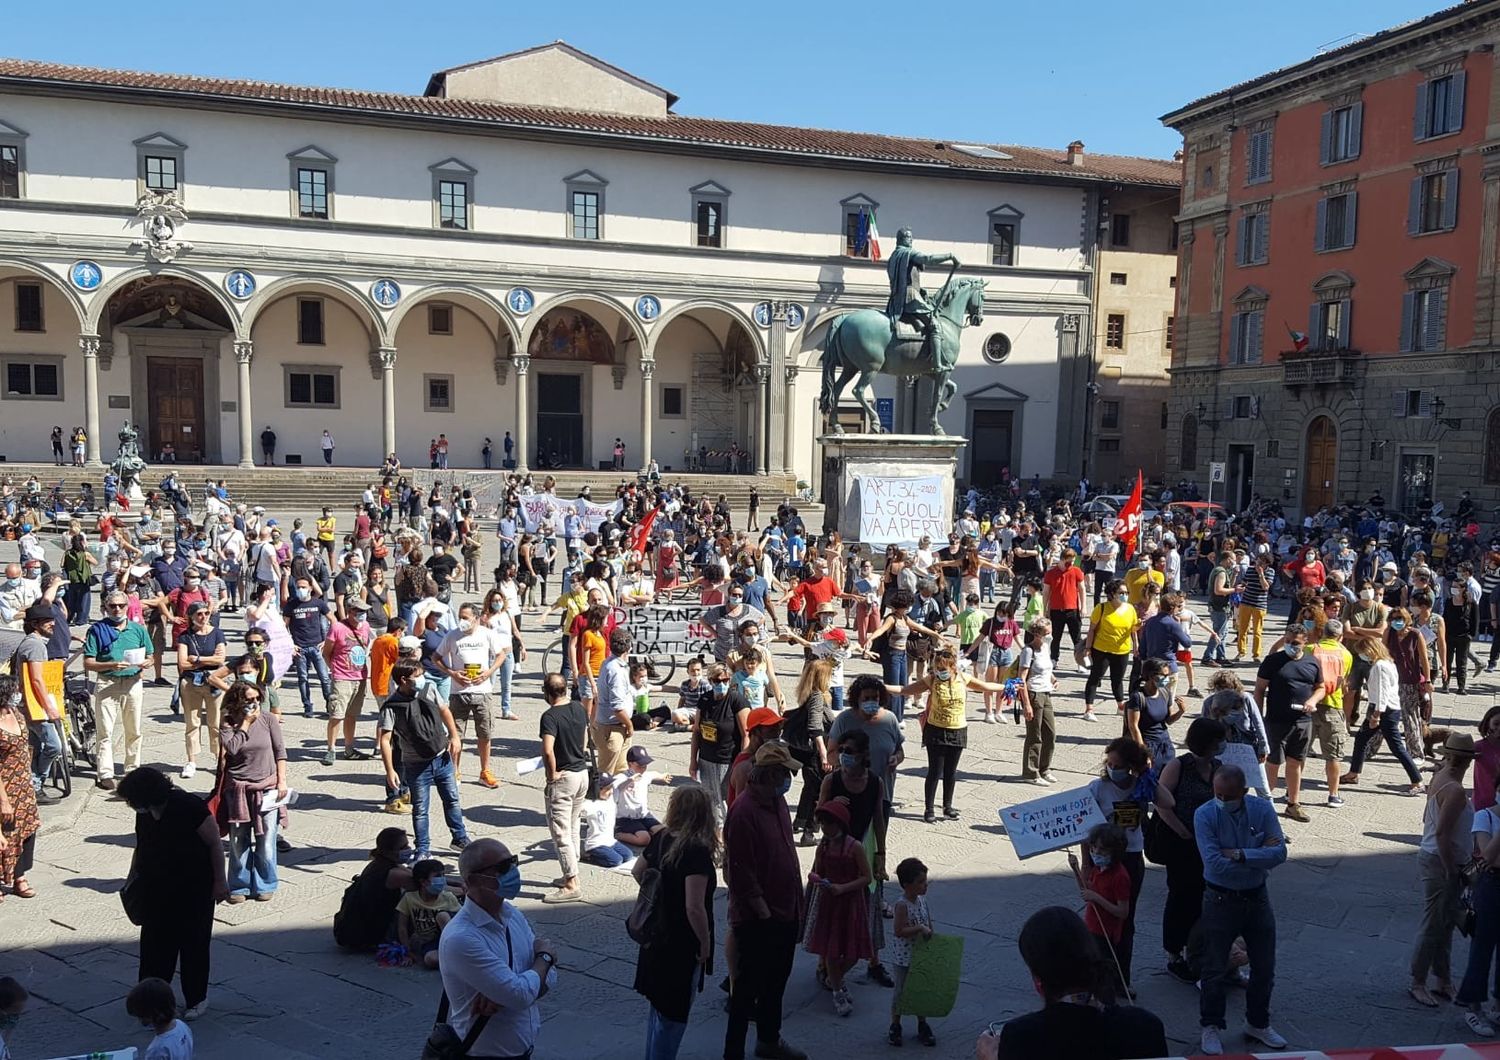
727;707;786;810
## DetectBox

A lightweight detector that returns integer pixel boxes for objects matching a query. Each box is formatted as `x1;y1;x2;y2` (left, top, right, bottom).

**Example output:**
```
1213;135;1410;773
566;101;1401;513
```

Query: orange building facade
1161;0;1500;517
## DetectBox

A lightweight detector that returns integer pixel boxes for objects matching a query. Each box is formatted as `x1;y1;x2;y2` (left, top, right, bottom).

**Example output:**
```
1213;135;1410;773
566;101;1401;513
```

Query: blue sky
3;0;1444;158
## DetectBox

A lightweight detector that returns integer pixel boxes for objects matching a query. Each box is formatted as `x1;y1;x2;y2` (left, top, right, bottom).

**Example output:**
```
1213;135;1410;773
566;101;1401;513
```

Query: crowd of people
6;464;1500;1060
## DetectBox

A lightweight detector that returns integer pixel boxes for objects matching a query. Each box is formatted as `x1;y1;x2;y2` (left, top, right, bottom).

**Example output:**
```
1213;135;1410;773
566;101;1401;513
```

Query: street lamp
1431;395;1462;430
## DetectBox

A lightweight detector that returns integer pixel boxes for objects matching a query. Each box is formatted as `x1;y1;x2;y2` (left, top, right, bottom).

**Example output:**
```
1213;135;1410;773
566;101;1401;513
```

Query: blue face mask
1284;644;1302;658
1391;620;1407;631
425;876;447;895
495;864;523;900
1301;619;1315;632
1107;766;1132;785
838;752;858;770
296;587;311;602
712;681;729;696
1090;852;1112;869
1215;796;1243;813
860;700;880;716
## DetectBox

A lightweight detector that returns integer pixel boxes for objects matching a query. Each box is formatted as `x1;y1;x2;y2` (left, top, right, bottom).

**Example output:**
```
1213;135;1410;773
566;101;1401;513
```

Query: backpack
627;841;666;944
391;685;450;763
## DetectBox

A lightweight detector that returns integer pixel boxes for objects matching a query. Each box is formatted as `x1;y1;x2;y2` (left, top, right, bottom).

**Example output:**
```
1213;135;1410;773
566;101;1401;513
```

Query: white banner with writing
857;475;947;546
518;493;562;534
575;497;623;535
999;786;1107;860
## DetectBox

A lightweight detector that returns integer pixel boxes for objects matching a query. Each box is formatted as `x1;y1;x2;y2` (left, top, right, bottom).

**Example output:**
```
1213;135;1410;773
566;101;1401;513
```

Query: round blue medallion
70;260;103;291
224;270;257;301
635;294;661;322
785;304;806;330
370;278;402;309
752;301;772;328
507;287;535;315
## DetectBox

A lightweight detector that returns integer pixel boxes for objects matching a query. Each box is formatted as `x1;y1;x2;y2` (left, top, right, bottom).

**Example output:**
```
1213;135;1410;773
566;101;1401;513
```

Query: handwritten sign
1217;740;1270;795
617;603;713;659
575;497;622;535
518;493;562;533
858;475;946;546
999;786;1107;860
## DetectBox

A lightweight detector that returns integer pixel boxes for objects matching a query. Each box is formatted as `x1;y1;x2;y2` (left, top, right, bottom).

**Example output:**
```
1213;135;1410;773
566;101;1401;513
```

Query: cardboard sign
858;475;946;546
20;658;64;722
1217;740;1270;795
999;786;1107;860
616;603;713;658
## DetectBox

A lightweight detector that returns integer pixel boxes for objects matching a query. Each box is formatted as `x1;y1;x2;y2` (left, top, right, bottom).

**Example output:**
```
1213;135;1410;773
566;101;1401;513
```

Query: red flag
1112;471;1144;562
629;508;658;556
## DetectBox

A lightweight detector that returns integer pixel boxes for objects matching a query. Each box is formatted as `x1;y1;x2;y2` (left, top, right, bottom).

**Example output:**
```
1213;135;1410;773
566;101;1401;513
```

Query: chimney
1173;149;1184;162
1067;140;1085;167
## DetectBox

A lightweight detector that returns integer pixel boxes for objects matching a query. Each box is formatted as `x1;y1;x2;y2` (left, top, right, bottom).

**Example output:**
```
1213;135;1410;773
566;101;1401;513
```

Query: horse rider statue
885;227;960;369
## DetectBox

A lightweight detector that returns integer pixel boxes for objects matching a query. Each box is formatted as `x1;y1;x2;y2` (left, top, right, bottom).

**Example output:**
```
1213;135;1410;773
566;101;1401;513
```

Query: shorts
147;624;166;654
616;815;660;834
1310;708;1347;760
1264;717;1312;765
449;692;495;742
329;679;367;721
1175;649;1193;665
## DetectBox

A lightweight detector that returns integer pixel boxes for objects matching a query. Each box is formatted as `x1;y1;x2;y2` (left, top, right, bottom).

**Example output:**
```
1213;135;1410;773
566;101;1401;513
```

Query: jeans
1199;884;1276;1030
789;745;826;831
1412;850;1461;984
923;742;962;815
1204;609;1231;664
980;568;996;602
401;752;469;857
497;653;516;718
884;650;908;722
1348;711;1422;783
646;1003;690;1060
724;918;798;1060
482;451;492;470
583;841;635;867
293;644;332;713
1458;871;1500;1005
1448;634;1472;691
227;808;280;896
323;448;334;465
64;581;90;624
29;718;63;792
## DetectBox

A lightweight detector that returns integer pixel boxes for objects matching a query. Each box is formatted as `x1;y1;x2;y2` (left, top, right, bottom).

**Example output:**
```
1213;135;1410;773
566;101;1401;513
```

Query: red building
1161;0;1500;517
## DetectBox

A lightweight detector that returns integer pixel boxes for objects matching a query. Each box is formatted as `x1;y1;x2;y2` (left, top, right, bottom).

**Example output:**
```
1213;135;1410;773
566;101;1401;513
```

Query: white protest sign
1217;740;1270;795
575;497;622;535
999;786;1107;860
518;492;561;533
616;602;714;658
858;475;946;546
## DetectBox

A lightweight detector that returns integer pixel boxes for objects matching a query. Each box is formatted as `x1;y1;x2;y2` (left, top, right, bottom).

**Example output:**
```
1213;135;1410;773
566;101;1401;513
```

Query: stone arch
0;257;87;333
240;275;387;347
385;283;518;352
649;299;765;363
86;265;240;338
520;292;646;362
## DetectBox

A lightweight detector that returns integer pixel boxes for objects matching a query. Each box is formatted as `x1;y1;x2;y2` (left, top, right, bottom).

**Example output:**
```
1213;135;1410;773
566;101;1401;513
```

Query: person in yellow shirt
315;507;337;563
539;572;590;680
1082;579;1139;722
1123;551;1165;609
1310;617;1354;807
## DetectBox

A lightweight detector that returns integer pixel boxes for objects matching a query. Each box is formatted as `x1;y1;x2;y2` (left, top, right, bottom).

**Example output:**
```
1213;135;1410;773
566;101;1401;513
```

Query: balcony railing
1281;347;1362;387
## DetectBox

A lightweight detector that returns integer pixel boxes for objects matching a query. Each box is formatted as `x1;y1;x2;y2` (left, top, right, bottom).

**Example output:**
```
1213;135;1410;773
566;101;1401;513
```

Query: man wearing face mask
378;660;468;859
439;837;558;1059
150;541;189;596
724;741;808;1060
332;553;365;621
0;562;39;632
705;586;769;664
1192;764;1288;1055
82;592;151;791
438;603;508;788
1344;583;1388;730
1253;627;1326;824
282;576;332;720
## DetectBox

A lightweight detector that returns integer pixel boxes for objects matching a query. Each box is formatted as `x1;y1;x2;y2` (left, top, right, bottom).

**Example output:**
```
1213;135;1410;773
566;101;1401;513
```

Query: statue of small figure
110;421;148;492
885;227;959;371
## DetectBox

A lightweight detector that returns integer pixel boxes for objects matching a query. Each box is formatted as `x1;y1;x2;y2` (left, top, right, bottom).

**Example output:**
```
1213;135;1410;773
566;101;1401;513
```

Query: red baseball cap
746;707;783;732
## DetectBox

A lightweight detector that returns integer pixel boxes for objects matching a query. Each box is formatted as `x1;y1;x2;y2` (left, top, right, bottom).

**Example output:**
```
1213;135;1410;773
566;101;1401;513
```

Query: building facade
0;43;1177;485
1162;0;1500;517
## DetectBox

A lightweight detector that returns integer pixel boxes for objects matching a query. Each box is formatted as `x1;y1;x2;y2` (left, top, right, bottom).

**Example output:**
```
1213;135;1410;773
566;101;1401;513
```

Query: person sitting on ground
125;976;193;1060
581;780;637;869
397;858;462;970
612;745;673;848
333;827;415;951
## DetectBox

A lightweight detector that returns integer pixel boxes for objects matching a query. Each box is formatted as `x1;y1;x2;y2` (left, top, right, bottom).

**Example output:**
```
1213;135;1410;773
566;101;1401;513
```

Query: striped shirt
1239;566;1272;611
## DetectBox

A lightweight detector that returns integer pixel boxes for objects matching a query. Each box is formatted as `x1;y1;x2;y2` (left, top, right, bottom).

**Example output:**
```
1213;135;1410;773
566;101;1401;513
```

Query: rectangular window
570;190;600;240
144;155;177;192
1160;402;1169;430
1098;438;1121;453
1111;213;1131;247
425;374;453;413
695;200;723;248
1110;272;1127;286
1169;221;1179;251
990;222;1016;266
845;212;867;257
287;368;337;407
1105;314;1125;349
1410;170;1460;235
14;283;42;332
1317;192;1356;251
297;299;324;346
1229;309;1265;364
1237;211;1269;266
3;359;60;399
1165;316;1175;351
1100;400;1120;429
296;167;329;219
1169;276;1178;288
661;385;685;417
1234;396;1252;419
1418;73;1465;139
428;304;452;335
1246;128;1272;184
0;144;17;199
439;180;469;230
1323;104;1362;163
1317;300;1345;351
1405;288;1449;352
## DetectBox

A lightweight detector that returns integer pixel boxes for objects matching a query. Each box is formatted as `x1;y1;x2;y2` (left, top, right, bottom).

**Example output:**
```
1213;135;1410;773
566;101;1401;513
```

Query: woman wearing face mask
887;644;1010;823
976;601;1022;724
1341;636;1425;794
1125;658;1186;768
867;589;942;724
1084;738;1160;994
0;675;41;900
784;657;838;844
1152;717;1227;982
177;603;229;780
1445;582;1477;695
117;765;230;1020
687;663;750;832
363;564;391;631
1082;579;1138;724
1201;670;1270;762
333;826;417;950
1378;606;1433;764
852;560;881;648
215;682;286;904
481;587;525;723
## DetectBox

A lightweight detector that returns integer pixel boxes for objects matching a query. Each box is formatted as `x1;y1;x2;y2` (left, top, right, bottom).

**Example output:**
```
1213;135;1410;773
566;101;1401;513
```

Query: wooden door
535;373;583;467
147;357;205;462
1303;416;1337;514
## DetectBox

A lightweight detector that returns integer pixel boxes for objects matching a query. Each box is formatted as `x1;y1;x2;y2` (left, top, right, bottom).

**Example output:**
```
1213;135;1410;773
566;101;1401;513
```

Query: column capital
377;345;398;371
97;340;114;372
78;335;101;358
752;363;771;385
784;365;799;386
513;354;531;377
234;339;255;365
640;358;655;380
770;299;797;321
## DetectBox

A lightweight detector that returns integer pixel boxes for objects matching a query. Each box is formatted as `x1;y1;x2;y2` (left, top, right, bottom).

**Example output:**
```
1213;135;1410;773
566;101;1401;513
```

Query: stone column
513;355;531;473
639;358;655;472
782;364;798;476
79;336;103;466
231;340;254;468
768;301;790;472
753;364;770;475
376;346;397;461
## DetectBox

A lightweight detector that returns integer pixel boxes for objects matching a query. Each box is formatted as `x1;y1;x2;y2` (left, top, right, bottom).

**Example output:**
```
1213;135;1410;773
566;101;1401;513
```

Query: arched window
1485;407;1500;485
1180;413;1198;471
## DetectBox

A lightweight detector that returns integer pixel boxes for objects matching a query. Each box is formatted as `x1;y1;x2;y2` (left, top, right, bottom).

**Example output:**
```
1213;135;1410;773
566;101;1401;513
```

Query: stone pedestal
818;434;967;545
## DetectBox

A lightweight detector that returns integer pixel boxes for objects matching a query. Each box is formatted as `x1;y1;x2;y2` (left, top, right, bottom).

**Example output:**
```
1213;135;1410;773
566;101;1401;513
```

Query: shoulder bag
420;991;493;1060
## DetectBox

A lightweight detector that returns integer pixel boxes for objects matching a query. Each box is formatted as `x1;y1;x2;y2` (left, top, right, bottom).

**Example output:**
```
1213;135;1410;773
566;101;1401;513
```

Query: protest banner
616;603;713;658
857;475;946;547
518;492;562;533
574;497;622;535
999;786;1107;860
1217;740;1270;795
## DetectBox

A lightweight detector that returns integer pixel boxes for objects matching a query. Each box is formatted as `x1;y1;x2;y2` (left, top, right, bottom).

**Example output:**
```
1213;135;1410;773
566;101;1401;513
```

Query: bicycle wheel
67;695;96;773
541;636;565;681
640;653;676;687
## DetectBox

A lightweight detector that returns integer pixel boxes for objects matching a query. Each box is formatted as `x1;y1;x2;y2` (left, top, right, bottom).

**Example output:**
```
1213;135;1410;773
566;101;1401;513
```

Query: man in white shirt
439;838;558;1059
439;603;508;788
0;563;40;631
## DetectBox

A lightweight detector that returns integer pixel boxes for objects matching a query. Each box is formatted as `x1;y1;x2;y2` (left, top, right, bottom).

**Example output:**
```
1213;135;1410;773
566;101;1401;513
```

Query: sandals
11;878;35;899
1409;985;1438;1008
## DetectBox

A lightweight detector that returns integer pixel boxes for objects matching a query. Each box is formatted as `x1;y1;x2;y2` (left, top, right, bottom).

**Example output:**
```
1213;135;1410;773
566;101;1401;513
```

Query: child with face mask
1068;823;1131;995
396;859;461;969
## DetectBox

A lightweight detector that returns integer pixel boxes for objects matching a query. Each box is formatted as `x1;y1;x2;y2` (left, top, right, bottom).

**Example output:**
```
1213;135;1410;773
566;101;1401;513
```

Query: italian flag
866;207;883;262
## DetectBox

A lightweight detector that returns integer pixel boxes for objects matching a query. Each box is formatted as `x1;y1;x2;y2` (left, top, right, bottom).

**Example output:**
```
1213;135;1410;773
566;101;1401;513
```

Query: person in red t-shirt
785;558;847;623
1042;549;1088;664
1069;822;1132;993
166;569;213;645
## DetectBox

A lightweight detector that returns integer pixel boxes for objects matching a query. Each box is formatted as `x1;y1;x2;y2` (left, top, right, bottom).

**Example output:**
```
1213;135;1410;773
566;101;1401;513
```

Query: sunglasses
475;854;519;878
104;602;128;610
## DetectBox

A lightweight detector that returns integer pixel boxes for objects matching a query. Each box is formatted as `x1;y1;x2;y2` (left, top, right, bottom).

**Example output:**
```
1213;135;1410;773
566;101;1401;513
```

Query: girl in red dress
804;798;872;1017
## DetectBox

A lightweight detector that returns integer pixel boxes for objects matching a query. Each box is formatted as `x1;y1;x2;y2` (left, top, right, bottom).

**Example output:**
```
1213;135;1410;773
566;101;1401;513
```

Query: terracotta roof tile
0;58;1181;188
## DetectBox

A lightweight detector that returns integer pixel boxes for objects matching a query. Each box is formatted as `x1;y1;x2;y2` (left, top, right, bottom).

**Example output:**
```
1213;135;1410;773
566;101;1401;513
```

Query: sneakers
1029;776;1050;786
1166;957;1196;984
832;987;853;1017
449;837;470;851
1200;1027;1223;1056
320;749;336;767
478;769;501;789
1082;711;1100;723
1040;772;1059;785
341;747;371;761
1245;1024;1288;1049
1466;1010;1498;1038
866;963;895;987
1284;804;1310;823
180;763;196;780
943;807;961;819
181;1000;209;1022
1327;796;1345;808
